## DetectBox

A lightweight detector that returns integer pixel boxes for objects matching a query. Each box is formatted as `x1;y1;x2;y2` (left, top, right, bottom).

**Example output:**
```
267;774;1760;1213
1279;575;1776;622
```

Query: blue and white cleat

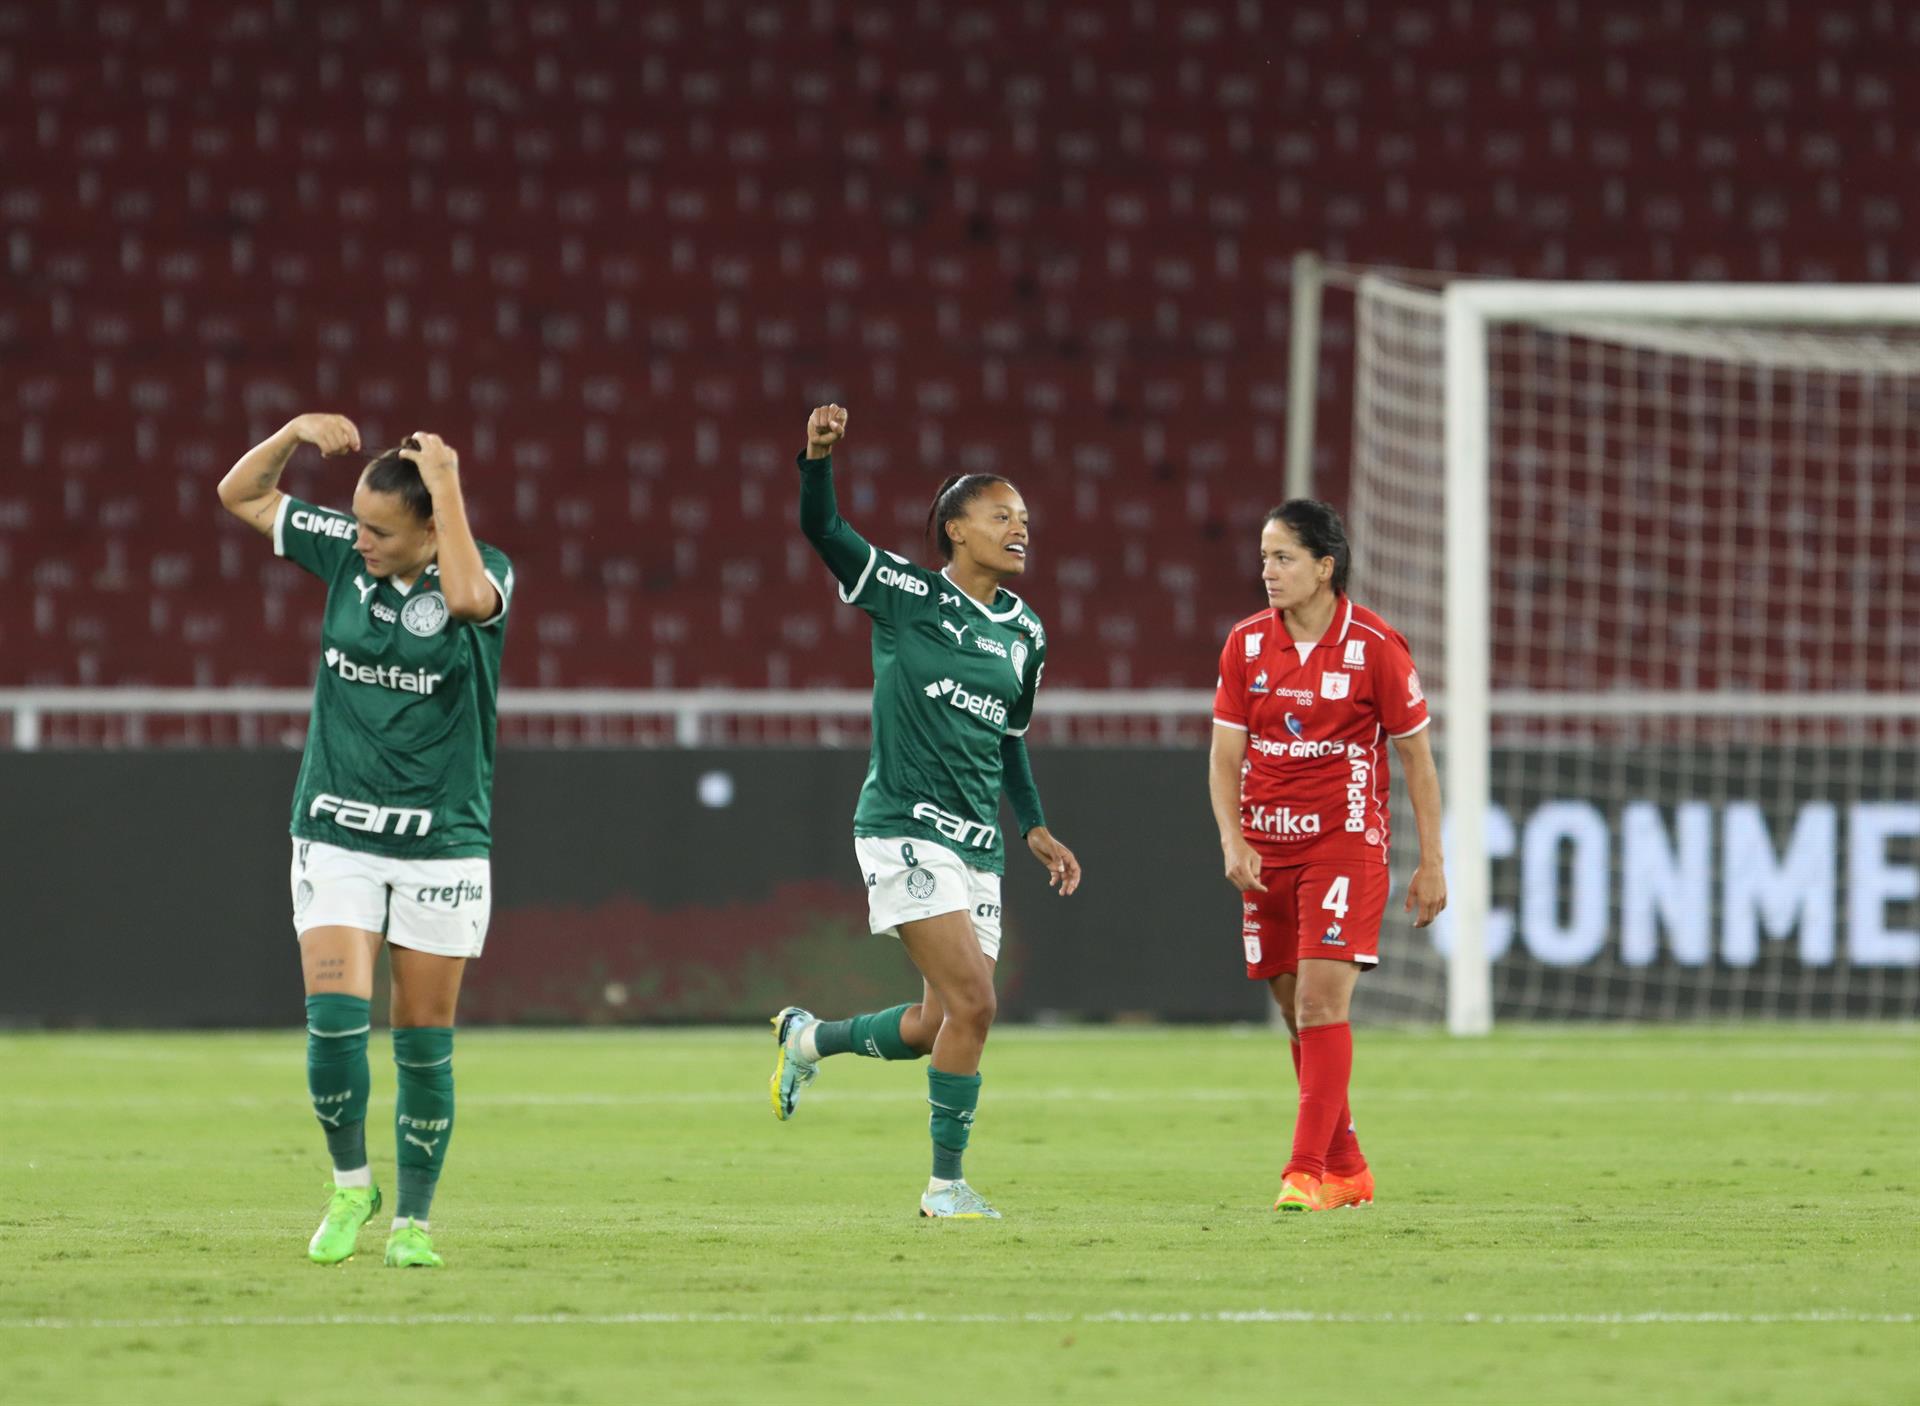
918;1180;1002;1220
769;1005;819;1122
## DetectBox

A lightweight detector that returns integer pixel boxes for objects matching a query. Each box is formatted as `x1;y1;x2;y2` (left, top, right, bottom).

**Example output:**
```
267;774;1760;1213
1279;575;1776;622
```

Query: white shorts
290;838;493;959
855;836;1003;961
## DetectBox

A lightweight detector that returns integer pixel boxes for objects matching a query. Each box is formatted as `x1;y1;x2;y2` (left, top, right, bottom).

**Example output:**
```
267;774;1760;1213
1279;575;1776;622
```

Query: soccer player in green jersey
769;404;1083;1220
218;413;515;1268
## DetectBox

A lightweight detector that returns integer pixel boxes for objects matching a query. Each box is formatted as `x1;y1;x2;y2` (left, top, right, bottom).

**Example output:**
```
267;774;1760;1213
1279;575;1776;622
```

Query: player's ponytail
362;438;435;522
926;473;1013;561
1265;499;1351;596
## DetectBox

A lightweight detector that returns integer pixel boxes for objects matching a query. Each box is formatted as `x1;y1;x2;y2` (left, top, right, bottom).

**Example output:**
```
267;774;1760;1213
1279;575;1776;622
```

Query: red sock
1291;1037;1367;1178
1284;1022;1354;1181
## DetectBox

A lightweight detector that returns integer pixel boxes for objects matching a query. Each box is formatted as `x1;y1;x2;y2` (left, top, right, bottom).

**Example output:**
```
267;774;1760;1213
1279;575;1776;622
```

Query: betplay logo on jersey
922;677;1009;727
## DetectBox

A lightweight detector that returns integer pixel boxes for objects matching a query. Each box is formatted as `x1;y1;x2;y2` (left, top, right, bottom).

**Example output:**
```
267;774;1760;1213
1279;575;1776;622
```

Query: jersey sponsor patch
309;792;434;837
291;507;355;541
323;647;444;695
1244;631;1264;659
1343;639;1367;669
876;562;929;596
921;677;1009;728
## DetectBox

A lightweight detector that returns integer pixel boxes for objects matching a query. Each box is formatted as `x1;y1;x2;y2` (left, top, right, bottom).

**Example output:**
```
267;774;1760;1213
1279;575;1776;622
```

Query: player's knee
1296;992;1349;1027
944;984;996;1038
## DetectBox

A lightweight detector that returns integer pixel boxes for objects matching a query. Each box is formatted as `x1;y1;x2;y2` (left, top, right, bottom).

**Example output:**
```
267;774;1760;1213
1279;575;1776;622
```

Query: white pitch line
1;1309;1911;1330
0;1087;1910;1112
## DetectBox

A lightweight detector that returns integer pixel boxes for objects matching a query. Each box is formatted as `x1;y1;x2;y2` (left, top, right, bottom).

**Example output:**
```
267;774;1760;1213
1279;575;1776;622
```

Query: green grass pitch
3;1024;1915;1405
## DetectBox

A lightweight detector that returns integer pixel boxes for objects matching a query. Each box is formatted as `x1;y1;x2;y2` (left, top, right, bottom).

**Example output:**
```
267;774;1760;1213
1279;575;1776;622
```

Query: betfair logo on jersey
876;563;929;596
323;648;444;695
922;678;1010;727
310;792;434;837
1247;804;1322;837
292;509;355;541
911;800;998;850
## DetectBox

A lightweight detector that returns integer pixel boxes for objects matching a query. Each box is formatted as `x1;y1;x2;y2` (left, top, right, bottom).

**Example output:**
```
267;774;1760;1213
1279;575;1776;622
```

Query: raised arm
796;403;875;592
401;431;498;622
218;413;361;536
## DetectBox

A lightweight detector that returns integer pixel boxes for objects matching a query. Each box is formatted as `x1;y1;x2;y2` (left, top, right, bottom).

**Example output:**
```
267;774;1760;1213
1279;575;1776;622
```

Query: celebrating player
768;404;1082;1220
218;414;514;1266
1208;500;1445;1212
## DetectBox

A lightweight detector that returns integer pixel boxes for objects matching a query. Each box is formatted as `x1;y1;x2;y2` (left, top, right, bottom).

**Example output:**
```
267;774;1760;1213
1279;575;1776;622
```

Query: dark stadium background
3;1;1914;1024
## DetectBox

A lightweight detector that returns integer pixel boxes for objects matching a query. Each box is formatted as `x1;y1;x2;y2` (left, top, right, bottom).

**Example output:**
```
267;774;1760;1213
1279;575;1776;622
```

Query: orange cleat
1273;1172;1322;1213
1319;1167;1375;1209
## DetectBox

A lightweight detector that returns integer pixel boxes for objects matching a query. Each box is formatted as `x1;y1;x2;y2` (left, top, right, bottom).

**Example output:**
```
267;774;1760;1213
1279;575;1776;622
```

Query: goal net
1342;273;1920;1029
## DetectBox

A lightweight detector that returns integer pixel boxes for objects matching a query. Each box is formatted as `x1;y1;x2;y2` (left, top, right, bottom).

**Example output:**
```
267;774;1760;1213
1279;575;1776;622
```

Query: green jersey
799;455;1048;875
273;494;514;859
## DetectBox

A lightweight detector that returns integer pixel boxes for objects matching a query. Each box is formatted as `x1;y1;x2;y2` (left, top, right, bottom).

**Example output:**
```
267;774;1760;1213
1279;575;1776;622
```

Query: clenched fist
399;430;459;485
805;404;849;459
284;413;361;457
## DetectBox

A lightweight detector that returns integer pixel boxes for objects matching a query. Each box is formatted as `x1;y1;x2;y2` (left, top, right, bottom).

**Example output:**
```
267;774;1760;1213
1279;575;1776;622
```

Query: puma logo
403;1132;441;1157
314;1107;345;1128
354;575;378;605
940;621;969;647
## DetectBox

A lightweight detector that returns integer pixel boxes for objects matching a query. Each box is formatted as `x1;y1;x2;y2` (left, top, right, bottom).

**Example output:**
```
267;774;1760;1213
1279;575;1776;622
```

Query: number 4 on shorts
1321;876;1350;919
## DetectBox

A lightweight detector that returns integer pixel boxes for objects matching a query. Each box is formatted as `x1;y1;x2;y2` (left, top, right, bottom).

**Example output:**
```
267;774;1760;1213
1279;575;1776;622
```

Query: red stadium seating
1;1;1915;688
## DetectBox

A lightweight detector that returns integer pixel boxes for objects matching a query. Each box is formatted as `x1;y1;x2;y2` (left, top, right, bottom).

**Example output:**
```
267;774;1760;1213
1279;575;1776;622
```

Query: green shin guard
305;994;372;1173
392;1026;455;1221
816;1003;920;1060
927;1066;982;1181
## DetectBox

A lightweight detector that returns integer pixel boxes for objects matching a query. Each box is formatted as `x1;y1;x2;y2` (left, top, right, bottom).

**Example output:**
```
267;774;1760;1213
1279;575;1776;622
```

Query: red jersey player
1208;501;1447;1213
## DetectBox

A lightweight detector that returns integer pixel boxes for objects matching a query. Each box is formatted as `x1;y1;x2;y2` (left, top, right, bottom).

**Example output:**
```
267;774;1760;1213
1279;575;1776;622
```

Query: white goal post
1296;262;1920;1034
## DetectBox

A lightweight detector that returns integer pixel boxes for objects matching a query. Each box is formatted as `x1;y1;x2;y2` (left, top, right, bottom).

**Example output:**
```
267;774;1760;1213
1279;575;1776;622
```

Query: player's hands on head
399;431;459;483
1404;862;1447;928
286;413;361;458
805;404;849;459
1025;826;1082;897
1222;836;1267;893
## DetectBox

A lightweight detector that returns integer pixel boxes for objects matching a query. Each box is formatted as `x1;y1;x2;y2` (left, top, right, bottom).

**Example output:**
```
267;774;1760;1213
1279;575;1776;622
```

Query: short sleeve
839;548;937;626
273;496;358;580
1006;638;1046;737
478;543;515;628
1212;632;1249;731
1373;630;1430;738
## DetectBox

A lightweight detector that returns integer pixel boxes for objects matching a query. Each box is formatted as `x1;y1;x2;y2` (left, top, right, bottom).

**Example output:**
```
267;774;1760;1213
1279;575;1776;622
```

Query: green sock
305;994;371;1174
392;1026;454;1221
814;1004;919;1060
927;1066;982;1181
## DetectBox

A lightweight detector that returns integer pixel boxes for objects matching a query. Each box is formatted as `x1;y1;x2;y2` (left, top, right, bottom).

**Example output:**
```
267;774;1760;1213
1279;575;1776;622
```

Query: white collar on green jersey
940;567;1026;623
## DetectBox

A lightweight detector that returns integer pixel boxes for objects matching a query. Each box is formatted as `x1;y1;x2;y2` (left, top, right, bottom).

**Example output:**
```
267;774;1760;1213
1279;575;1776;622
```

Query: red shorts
1239;860;1388;980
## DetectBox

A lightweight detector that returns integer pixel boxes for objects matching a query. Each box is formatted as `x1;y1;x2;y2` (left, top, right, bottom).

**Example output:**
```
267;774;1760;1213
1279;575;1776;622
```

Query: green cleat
769;1005;820;1122
919;1180;1002;1220
383;1219;443;1268
308;1182;382;1264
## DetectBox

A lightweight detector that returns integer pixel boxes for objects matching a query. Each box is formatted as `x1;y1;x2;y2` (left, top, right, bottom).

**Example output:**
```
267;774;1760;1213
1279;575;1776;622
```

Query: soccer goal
1293;259;1920;1033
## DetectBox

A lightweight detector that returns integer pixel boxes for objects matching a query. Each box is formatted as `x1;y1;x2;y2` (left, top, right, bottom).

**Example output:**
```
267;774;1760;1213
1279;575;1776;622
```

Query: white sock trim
332;1166;372;1189
391;1217;429;1231
798;1023;821;1063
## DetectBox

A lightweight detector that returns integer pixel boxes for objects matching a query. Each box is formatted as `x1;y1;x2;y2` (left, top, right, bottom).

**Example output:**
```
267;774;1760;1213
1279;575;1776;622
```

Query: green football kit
273;495;513;860
797;454;1047;875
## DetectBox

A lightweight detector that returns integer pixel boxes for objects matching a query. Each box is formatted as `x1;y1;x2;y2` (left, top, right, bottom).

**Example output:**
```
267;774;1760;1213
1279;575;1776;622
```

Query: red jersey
1213;597;1430;867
